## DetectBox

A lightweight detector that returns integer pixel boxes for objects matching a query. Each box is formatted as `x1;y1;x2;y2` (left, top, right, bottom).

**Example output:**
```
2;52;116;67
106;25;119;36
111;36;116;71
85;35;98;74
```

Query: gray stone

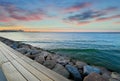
39;51;51;59
46;54;53;60
57;57;70;65
83;65;101;75
43;60;56;69
83;72;108;81
109;78;120;81
10;42;19;49
65;64;82;81
27;50;40;55
35;56;45;64
75;61;87;69
111;72;120;80
16;48;28;54
53;64;70;78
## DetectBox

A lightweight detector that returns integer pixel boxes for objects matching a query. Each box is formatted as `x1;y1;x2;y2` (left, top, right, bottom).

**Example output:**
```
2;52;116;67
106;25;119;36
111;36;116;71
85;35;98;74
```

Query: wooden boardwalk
0;41;70;81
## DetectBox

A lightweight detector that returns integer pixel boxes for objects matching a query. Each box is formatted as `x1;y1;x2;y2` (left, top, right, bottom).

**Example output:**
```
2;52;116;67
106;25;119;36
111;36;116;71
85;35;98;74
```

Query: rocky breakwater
0;36;120;81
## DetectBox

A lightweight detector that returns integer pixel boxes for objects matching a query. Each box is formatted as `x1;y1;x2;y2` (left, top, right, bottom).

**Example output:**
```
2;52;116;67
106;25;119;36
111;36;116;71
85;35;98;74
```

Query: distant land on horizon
0;30;120;33
0;30;24;32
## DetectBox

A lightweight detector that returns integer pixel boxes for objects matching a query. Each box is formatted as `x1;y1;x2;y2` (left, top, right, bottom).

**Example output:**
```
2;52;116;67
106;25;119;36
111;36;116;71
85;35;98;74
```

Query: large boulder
111;72;120;80
53;64;70;78
10;42;20;49
65;64;82;81
83;65;101;75
46;54;53;60
97;67;111;79
35;56;45;64
18;44;30;49
57;57;70;65
39;51;51;59
83;72;108;81
109;78;120;81
27;49;40;55
43;60;56;69
75;61;87;69
16;48;29;54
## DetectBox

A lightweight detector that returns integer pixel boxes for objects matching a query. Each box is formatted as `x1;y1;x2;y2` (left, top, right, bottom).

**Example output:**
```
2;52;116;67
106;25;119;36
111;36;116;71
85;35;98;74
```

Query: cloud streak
96;15;120;22
64;6;120;25
0;2;46;22
63;2;92;13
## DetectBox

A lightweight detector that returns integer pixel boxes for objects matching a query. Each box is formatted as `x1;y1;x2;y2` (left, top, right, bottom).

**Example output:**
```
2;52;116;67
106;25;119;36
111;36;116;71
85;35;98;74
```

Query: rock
26;54;39;59
10;42;19;49
43;60;56;69
57;57;70;65
18;44;30;49
39;51;51;59
83;72;108;81
65;64;82;81
35;56;45;64
53;64;70;78
109;78;120;81
83;65;101;75
75;61;87;69
27;49;40;55
111;72;120;80
46;54;53;60
102;73;111;79
16;48;28;54
97;67;111;79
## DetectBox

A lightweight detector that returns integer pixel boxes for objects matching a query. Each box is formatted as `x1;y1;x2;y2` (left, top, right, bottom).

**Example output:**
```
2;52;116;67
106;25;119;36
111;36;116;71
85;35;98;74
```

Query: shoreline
0;36;120;81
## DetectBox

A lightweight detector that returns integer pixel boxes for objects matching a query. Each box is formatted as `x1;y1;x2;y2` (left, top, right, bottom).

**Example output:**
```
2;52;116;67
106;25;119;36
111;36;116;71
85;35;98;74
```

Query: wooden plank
0;43;53;81
0;47;14;61
0;42;24;58
0;42;33;63
0;41;70;81
11;60;40;81
16;58;53;81
30;61;70;81
2;62;27;81
0;50;8;66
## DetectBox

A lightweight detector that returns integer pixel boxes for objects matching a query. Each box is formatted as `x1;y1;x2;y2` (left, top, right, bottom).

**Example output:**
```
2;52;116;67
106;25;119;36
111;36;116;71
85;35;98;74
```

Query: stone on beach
16;48;28;54
83;72;108;81
10;42;19;49
53;64;70;78
111;72;120;80
97;66;111;79
66;64;82;81
43;60;56;69
75;61;87;69
57;57;70;65
109;78;120;81
27;49;40;55
35;56;45;64
83;65;101;75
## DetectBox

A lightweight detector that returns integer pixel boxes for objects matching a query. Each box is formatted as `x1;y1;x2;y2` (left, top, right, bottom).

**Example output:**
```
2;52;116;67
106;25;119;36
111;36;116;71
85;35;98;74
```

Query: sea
0;32;120;72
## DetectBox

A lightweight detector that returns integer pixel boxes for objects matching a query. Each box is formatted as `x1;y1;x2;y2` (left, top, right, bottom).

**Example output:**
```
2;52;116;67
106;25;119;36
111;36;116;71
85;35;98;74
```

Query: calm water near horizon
0;32;120;72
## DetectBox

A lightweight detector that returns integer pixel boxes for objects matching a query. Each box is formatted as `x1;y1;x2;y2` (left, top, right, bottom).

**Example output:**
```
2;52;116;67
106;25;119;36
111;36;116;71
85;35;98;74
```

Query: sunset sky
0;0;120;32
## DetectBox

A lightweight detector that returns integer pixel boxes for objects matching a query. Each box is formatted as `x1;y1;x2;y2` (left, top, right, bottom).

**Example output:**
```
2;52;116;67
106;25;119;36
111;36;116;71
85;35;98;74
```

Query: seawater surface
0;32;120;72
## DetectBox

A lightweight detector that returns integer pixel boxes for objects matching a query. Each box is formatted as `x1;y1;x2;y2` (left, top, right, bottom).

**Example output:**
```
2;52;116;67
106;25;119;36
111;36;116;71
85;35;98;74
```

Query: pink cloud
63;2;92;13
95;15;120;22
0;5;46;22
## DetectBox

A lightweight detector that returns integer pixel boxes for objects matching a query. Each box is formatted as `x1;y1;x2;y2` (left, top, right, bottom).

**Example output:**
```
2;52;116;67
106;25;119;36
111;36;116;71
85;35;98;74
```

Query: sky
0;0;120;32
